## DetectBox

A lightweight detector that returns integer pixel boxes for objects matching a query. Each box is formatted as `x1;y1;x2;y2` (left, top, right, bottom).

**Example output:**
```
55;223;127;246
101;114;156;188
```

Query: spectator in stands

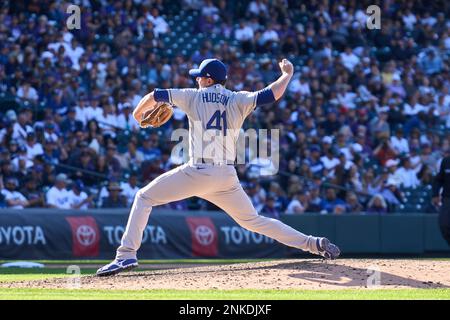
281;35;298;55
345;192;364;213
101;182;127;208
25;131;43;161
0;158;14;182
381;179;405;210
260;22;280;48
60;107;84;135
65;38;85;69
201;0;220;23
191;42;213;64
247;0;268;17
85;100;103;123
120;173;140;207
418;165;434;185
369;110;391;142
367;194;388;214
101;144;123;180
98;104;119;138
320;188;346;214
419;48;444;75
70;150;98;186
306;145;324;174
235;21;254;53
20;177;45;208
421;142;441;175
139;134;162;161
361;168;381;195
267;181;287;211
1;177;29;209
320;144;340;173
146;7;170;38
403;93;426;117
340;46;360;72
46;173;72;209
16;82;39;104
118;141;145;171
321;112;341;136
386;158;401;183
117;103;139;131
74;97;89;126
261;194;280;219
0;123;14;149
285;192;306;214
288;75;311;96
307;187;322;213
392;158;421;188
142;158;166;183
373;136;398;166
43;122;59;144
12;108;33;145
390;126;410;155
42;140;64;166
68;180;92;210
11;144;33;173
246;182;266;212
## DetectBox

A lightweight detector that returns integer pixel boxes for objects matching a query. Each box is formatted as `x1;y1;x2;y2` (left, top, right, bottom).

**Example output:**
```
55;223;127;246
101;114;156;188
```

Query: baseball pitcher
97;58;340;276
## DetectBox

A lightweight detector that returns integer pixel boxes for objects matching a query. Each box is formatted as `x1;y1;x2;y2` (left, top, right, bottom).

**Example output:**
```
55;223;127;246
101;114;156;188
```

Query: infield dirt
2;259;450;290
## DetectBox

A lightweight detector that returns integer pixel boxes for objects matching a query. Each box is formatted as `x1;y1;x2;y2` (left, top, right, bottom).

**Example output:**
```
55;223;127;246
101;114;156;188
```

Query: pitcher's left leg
117;164;206;259
98;165;209;276
202;184;337;257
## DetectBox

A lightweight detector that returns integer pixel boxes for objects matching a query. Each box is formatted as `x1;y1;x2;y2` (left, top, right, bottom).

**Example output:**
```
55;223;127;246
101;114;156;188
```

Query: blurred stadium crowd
0;0;449;216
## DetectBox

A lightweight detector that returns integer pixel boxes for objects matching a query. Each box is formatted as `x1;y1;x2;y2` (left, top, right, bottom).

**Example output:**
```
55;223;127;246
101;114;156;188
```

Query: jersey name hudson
201;92;230;106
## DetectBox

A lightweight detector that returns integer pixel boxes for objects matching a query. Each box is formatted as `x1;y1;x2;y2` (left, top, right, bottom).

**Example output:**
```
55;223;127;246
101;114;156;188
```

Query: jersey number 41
206;110;227;136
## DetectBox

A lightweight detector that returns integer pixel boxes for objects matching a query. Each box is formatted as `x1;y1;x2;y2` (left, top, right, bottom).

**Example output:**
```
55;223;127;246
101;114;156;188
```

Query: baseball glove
140;102;174;128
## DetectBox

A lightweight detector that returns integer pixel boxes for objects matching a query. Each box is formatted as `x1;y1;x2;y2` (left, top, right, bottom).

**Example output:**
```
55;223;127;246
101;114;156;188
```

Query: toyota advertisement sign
0;210;284;260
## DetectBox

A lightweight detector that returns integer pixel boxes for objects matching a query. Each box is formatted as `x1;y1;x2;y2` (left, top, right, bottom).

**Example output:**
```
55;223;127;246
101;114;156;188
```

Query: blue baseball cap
189;58;227;81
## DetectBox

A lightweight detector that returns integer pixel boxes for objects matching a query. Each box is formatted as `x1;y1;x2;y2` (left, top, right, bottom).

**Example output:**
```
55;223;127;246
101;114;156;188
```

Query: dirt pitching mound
3;259;450;290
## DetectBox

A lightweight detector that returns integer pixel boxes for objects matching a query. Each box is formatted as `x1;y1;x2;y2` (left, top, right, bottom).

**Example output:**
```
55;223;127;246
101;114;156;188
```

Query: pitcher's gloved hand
140;102;174;128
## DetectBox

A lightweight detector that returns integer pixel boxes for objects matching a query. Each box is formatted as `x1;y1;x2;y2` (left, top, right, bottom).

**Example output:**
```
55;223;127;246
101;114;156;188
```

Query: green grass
1;257;448;266
1;260;450;300
0;288;449;300
0;260;261;282
0;259;270;265
0;268;97;282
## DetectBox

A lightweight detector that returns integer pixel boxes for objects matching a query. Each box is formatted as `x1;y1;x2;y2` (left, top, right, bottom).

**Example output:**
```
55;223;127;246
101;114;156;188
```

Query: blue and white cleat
317;238;340;260
96;258;139;277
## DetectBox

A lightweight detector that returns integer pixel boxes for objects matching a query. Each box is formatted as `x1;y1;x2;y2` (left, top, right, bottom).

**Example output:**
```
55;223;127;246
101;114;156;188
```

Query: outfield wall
281;213;449;254
0;209;448;259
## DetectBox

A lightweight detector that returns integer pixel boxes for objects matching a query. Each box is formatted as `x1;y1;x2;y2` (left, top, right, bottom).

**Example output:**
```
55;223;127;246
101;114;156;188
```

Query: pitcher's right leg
203;183;340;259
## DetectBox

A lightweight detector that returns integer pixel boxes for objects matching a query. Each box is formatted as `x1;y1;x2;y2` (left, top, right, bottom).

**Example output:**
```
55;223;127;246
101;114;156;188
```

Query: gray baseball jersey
162;84;258;163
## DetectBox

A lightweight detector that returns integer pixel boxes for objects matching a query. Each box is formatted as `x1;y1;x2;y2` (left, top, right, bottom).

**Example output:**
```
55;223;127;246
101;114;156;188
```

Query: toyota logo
195;225;214;246
76;225;96;246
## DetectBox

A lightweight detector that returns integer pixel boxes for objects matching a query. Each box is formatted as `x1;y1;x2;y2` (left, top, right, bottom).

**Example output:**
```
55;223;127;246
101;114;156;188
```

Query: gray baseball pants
116;163;321;259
